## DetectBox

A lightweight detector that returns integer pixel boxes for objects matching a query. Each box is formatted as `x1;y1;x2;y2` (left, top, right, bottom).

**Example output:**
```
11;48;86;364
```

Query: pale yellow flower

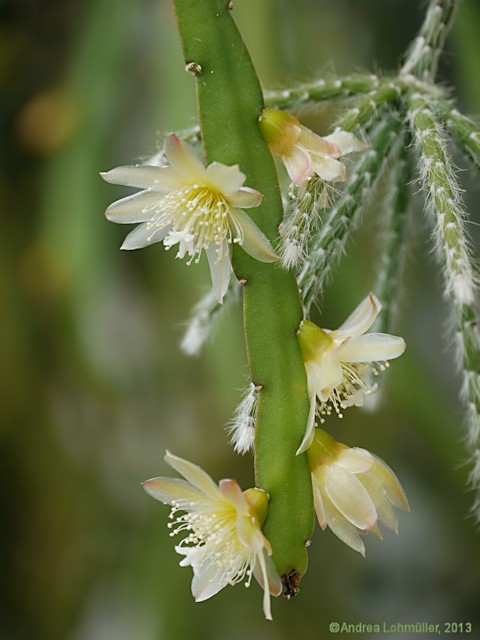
143;451;282;620
297;293;406;453
101;134;277;303
308;430;409;556
259;108;367;185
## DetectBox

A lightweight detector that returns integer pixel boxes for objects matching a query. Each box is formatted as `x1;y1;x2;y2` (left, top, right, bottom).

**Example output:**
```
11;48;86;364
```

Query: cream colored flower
308;430;409;556
297;293;406;454
101;134;278;303
143;451;282;620
259;108;367;185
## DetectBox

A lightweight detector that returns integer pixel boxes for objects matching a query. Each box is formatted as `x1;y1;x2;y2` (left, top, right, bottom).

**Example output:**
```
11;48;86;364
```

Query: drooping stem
173;0;314;586
408;90;480;521
400;0;460;81
437;100;480;170
372;137;412;334
299;115;403;313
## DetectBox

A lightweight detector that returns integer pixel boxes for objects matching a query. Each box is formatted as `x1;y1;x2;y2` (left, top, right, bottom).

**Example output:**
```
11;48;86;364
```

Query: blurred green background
1;1;480;638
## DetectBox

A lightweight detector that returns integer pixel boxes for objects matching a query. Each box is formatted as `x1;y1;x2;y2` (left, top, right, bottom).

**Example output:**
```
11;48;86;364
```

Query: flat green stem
173;0;314;588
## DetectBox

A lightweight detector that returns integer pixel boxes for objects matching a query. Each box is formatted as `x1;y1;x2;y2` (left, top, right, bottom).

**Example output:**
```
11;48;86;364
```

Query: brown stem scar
282;570;301;599
185;61;202;76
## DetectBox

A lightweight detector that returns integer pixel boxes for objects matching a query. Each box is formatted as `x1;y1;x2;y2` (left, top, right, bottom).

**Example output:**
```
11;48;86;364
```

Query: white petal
190;557;229;602
296;392;317;455
252;552;282;621
231;207;278;263
101;165;183;191
323;464;377;530
218;478;247;513
229;186;263;209
206;244;232;304
120;222;169;250
283;147;311;185
306;359;343;403
298;126;340;157
164;451;222;501
324;129;368;156
371;456;409;511
340;333;406;363
310;154;347;182
312;482;328;529
142;477;205;506
358;473;399;532
335;292;381;339
336;447;375;474
322;493;366;556
164;134;206;181
205;162;245;195
105;190;162;223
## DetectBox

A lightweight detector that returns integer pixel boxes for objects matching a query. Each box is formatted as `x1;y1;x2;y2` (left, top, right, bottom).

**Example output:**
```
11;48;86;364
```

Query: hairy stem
400;0;460;81
408;90;480;520
373;138;412;334
299;115;402;313
173;0;314;584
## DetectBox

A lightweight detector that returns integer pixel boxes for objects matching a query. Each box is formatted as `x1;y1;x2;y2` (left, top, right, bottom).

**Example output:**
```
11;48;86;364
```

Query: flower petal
229;186;263;209
312;481;328;529
296;392;317;455
206;244;232;304
218;478;247;513
164;133;206;181
310;154;347;182
324;129;368;156
335;292;381;339
340;333;406;363
306;359;343;403
335;447;375;474
142;477;206;506
282;147;312;185
101;165;183;191
321;492;366;556
323;464;378;530
298;126;340;157
105;190;162;223
164;451;222;501
358;473;399;533
231;207;279;263
371;456;410;511
189;555;229;602
252;552;282;621
205;162;246;195
120;222;170;250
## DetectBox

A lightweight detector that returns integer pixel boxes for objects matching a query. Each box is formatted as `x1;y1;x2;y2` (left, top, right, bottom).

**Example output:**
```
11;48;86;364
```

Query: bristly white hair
226;383;258;454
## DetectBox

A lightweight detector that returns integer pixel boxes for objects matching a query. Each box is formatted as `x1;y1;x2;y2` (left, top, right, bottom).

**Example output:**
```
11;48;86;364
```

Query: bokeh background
2;0;480;638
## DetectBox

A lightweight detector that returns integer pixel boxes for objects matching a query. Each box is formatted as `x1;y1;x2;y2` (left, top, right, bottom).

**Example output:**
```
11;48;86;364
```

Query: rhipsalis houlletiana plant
101;0;480;620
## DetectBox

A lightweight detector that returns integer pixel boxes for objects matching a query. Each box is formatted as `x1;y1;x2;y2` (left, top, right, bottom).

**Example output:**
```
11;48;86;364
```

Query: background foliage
1;0;480;638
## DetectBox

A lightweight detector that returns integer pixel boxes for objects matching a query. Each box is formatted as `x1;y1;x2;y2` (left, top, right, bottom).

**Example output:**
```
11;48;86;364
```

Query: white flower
296;293;406;454
143;451;282;620
259;108;367;185
101;134;278;303
308;430;409;556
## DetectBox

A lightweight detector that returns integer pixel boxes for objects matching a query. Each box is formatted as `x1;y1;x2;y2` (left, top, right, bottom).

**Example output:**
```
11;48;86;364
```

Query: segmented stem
373;138;412;334
408;90;480;520
400;0;460;81
264;74;382;109
299;115;402;313
437;101;480;170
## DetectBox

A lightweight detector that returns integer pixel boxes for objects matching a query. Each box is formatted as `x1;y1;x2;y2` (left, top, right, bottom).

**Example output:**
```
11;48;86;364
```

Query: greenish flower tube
172;0;314;589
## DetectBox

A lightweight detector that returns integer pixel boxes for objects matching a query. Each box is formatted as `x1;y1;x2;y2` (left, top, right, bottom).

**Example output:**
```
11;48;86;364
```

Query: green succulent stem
172;0;314;586
400;0;460;81
373;138;412;334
